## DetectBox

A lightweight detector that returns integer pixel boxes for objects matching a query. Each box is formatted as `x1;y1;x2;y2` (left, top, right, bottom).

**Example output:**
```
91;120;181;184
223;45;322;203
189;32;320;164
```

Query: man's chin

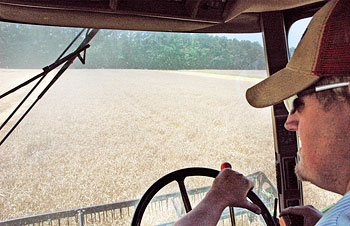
295;163;309;182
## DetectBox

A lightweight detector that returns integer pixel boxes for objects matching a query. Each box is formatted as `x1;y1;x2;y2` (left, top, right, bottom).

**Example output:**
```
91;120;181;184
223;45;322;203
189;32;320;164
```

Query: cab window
0;22;276;225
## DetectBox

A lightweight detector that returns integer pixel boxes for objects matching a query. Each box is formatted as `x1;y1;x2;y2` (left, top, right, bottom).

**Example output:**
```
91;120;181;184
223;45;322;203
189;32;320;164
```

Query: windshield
0;22;276;225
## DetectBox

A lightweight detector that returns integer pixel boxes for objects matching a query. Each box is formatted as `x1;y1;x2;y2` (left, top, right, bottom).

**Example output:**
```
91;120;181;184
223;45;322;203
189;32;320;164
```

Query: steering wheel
131;167;277;226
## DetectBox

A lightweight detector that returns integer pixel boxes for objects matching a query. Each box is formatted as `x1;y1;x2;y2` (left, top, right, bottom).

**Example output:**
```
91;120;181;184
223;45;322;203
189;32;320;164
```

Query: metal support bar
78;210;85;226
260;12;303;211
229;207;236;226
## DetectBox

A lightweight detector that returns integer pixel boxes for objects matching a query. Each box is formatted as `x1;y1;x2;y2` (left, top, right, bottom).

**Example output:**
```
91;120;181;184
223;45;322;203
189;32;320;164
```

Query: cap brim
246;67;320;108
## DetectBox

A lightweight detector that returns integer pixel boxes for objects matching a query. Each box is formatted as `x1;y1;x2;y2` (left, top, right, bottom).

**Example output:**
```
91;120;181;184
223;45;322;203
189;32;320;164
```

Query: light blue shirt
316;192;350;226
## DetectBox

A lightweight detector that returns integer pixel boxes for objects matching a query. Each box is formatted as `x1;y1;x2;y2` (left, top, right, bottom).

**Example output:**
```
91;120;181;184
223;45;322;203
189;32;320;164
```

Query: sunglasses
283;81;350;114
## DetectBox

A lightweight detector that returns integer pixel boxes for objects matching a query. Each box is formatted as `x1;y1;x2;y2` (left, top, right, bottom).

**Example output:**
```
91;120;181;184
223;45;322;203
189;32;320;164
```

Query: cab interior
0;0;342;225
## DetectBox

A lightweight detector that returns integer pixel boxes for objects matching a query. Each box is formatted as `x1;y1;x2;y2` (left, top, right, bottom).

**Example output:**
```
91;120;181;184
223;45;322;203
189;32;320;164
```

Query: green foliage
0;23;265;70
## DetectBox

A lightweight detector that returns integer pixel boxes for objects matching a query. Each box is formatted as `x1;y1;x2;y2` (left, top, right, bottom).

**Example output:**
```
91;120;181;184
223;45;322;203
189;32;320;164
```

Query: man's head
246;0;350;195
313;75;350;111
284;84;350;195
246;0;350;109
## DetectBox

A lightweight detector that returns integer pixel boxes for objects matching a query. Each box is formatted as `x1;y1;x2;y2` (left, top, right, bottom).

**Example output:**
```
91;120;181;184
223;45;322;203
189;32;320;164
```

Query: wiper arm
0;28;99;147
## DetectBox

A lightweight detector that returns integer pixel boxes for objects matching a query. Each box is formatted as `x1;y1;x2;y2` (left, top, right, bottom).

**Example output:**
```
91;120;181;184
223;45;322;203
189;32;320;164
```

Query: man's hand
174;169;261;226
280;205;323;226
207;168;261;214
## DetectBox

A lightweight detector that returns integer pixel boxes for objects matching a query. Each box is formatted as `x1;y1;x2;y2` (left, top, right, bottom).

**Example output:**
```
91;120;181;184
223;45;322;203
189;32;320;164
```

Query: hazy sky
214;17;312;48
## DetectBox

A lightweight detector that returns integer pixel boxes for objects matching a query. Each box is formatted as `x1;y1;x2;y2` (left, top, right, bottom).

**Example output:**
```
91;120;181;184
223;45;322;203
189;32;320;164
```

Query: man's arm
173;193;228;226
174;169;261;226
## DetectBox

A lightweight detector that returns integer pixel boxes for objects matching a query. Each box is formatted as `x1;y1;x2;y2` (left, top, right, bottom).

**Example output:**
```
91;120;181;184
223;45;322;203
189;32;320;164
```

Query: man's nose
284;113;298;131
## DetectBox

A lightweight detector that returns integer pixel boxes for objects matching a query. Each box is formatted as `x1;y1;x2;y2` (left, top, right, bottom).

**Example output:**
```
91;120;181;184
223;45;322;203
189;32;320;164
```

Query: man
175;0;350;225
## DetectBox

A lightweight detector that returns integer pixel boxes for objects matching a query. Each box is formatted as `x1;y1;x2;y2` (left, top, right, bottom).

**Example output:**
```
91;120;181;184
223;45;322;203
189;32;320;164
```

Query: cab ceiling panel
5;0;111;9
0;0;327;33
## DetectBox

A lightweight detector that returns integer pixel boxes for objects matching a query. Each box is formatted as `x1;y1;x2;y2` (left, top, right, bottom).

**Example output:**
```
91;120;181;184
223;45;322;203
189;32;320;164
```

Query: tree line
0;23;266;70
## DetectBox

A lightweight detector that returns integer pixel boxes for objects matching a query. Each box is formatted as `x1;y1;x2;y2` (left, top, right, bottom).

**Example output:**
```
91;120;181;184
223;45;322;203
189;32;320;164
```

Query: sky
214;17;312;48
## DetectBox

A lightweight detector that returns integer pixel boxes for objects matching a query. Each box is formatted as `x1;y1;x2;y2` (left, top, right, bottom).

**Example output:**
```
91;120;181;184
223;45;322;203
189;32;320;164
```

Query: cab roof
0;0;327;32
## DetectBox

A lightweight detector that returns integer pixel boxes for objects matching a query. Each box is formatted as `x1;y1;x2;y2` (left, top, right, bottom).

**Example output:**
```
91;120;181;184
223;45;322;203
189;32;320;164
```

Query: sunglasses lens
283;95;297;114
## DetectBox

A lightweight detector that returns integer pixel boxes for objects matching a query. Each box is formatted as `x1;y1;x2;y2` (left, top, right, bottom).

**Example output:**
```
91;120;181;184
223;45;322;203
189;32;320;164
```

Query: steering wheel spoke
177;179;192;213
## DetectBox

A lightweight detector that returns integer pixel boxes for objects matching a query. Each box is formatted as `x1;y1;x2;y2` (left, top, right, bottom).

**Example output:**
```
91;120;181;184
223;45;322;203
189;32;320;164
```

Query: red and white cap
246;0;350;108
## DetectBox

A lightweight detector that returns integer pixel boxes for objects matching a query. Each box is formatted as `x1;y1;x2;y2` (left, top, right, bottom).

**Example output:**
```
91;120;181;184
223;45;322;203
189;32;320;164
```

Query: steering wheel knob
220;162;232;170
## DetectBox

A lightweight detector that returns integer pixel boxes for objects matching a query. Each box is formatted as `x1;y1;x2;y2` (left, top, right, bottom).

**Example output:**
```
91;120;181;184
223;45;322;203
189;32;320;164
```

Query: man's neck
345;182;350;195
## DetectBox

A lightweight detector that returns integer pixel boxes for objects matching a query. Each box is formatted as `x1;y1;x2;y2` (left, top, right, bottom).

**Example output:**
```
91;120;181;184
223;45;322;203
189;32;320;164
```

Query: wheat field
0;69;341;224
